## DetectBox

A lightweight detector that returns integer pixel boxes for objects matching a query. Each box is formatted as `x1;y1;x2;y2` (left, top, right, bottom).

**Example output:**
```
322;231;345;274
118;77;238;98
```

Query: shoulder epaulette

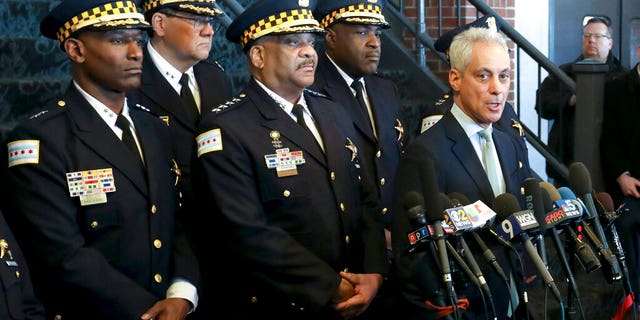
304;88;328;98
132;103;151;113
213;60;225;72
209;93;247;114
435;93;452;106
27;99;68;120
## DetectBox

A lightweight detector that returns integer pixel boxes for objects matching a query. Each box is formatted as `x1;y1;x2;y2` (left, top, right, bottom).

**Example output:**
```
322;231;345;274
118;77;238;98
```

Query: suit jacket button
154;274;162;283
153;239;162;249
283;190;290;197
251;296;258;304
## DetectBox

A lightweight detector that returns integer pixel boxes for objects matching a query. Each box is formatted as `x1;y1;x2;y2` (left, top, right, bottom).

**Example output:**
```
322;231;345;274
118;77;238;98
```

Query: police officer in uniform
192;0;388;318
128;2;233;317
418;15;527;152
310;1;406;318
0;210;44;319
3;1;200;319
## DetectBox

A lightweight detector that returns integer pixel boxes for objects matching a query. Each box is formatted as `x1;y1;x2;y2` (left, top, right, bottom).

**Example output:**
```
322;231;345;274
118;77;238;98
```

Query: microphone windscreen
439;193;454;209
539;181;562;201
539;185;555;213
419;156;444;223
557;187;578;200
492;193;522;221
402;190;424;210
596;192;615;213
569;162;593;194
523;178;547;230
447;192;471;206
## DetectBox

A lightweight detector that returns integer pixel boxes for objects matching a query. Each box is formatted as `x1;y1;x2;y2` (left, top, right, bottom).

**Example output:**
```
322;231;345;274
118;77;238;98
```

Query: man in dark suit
0;210;44;320
192;0;388;318
419;14;527;153
391;27;532;319
129;1;233;317
2;1;200;319
536;17;626;186
309;1;406;318
600;42;640;309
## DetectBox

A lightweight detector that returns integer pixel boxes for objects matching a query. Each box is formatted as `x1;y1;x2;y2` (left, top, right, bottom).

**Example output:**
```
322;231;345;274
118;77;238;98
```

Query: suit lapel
444;114;495;202
68;88;148;195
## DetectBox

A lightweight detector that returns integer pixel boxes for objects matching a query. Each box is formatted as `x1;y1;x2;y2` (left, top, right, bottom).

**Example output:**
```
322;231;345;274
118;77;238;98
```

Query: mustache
297;59;315;69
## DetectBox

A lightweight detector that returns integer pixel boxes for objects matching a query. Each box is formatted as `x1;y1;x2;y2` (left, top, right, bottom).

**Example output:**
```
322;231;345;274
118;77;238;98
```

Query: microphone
538;182;584;317
440;194;493;298
402;191;431;253
568;162;621;282
419;156;459;312
554;187;602;273
563;167;622;283
522;178;548;267
493;193;563;303
595;192;635;301
447;192;510;282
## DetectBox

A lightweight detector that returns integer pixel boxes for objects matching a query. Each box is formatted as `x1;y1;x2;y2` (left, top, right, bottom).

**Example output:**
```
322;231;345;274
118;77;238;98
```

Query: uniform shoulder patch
209;93;247;114
7;140;40;167
196;128;223;157
303;88;328;99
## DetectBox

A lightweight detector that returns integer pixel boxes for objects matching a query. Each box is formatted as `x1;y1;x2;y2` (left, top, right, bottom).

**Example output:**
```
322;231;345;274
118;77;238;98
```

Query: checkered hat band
143;0;220;16
320;4;384;28
56;1;143;42
241;9;318;46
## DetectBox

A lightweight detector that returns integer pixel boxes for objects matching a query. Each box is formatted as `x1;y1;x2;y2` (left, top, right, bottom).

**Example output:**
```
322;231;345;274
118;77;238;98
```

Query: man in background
128;3;233;316
600;40;640;312
536;17;626;186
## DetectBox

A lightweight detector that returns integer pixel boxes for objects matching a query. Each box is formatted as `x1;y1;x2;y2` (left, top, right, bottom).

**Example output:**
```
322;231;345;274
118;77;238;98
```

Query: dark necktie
292;104;309;129
179;73;199;121
350;78;368;113
351;78;376;135
115;114;144;167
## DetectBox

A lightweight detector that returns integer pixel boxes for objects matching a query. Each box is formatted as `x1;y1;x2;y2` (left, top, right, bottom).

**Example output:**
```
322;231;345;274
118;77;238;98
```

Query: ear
151;12;166;36
324;27;336;49
248;45;265;69
64;38;85;63
449;68;462;92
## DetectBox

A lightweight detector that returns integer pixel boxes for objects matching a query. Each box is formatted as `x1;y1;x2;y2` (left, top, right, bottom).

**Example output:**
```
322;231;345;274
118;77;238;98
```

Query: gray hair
449;27;509;73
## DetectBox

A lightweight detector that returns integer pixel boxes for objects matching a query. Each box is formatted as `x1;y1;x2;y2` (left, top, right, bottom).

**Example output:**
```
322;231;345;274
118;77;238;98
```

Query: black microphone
402;191;431;253
420;157;458;312
555;187;602;273
538;182;584;318
440;193;493;303
447;192;509;282
595;192;634;302
522;178;548;267
493;193;563;303
568;162;622;282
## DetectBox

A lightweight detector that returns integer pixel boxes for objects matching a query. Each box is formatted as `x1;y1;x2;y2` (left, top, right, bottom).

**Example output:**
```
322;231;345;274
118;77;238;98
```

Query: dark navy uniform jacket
310;52;406;228
391;111;532;319
3;84;200;320
127;49;233;214
0;211;44;320
193;78;387;319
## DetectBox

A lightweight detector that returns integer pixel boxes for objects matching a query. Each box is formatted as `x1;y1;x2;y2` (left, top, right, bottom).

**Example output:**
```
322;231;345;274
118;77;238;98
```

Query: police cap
40;0;150;43
141;0;222;19
314;0;390;29
434;15;501;55
226;0;324;49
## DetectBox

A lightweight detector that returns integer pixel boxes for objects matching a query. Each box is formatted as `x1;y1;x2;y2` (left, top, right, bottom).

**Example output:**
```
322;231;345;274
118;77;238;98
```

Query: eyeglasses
583;33;610;40
163;12;219;31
